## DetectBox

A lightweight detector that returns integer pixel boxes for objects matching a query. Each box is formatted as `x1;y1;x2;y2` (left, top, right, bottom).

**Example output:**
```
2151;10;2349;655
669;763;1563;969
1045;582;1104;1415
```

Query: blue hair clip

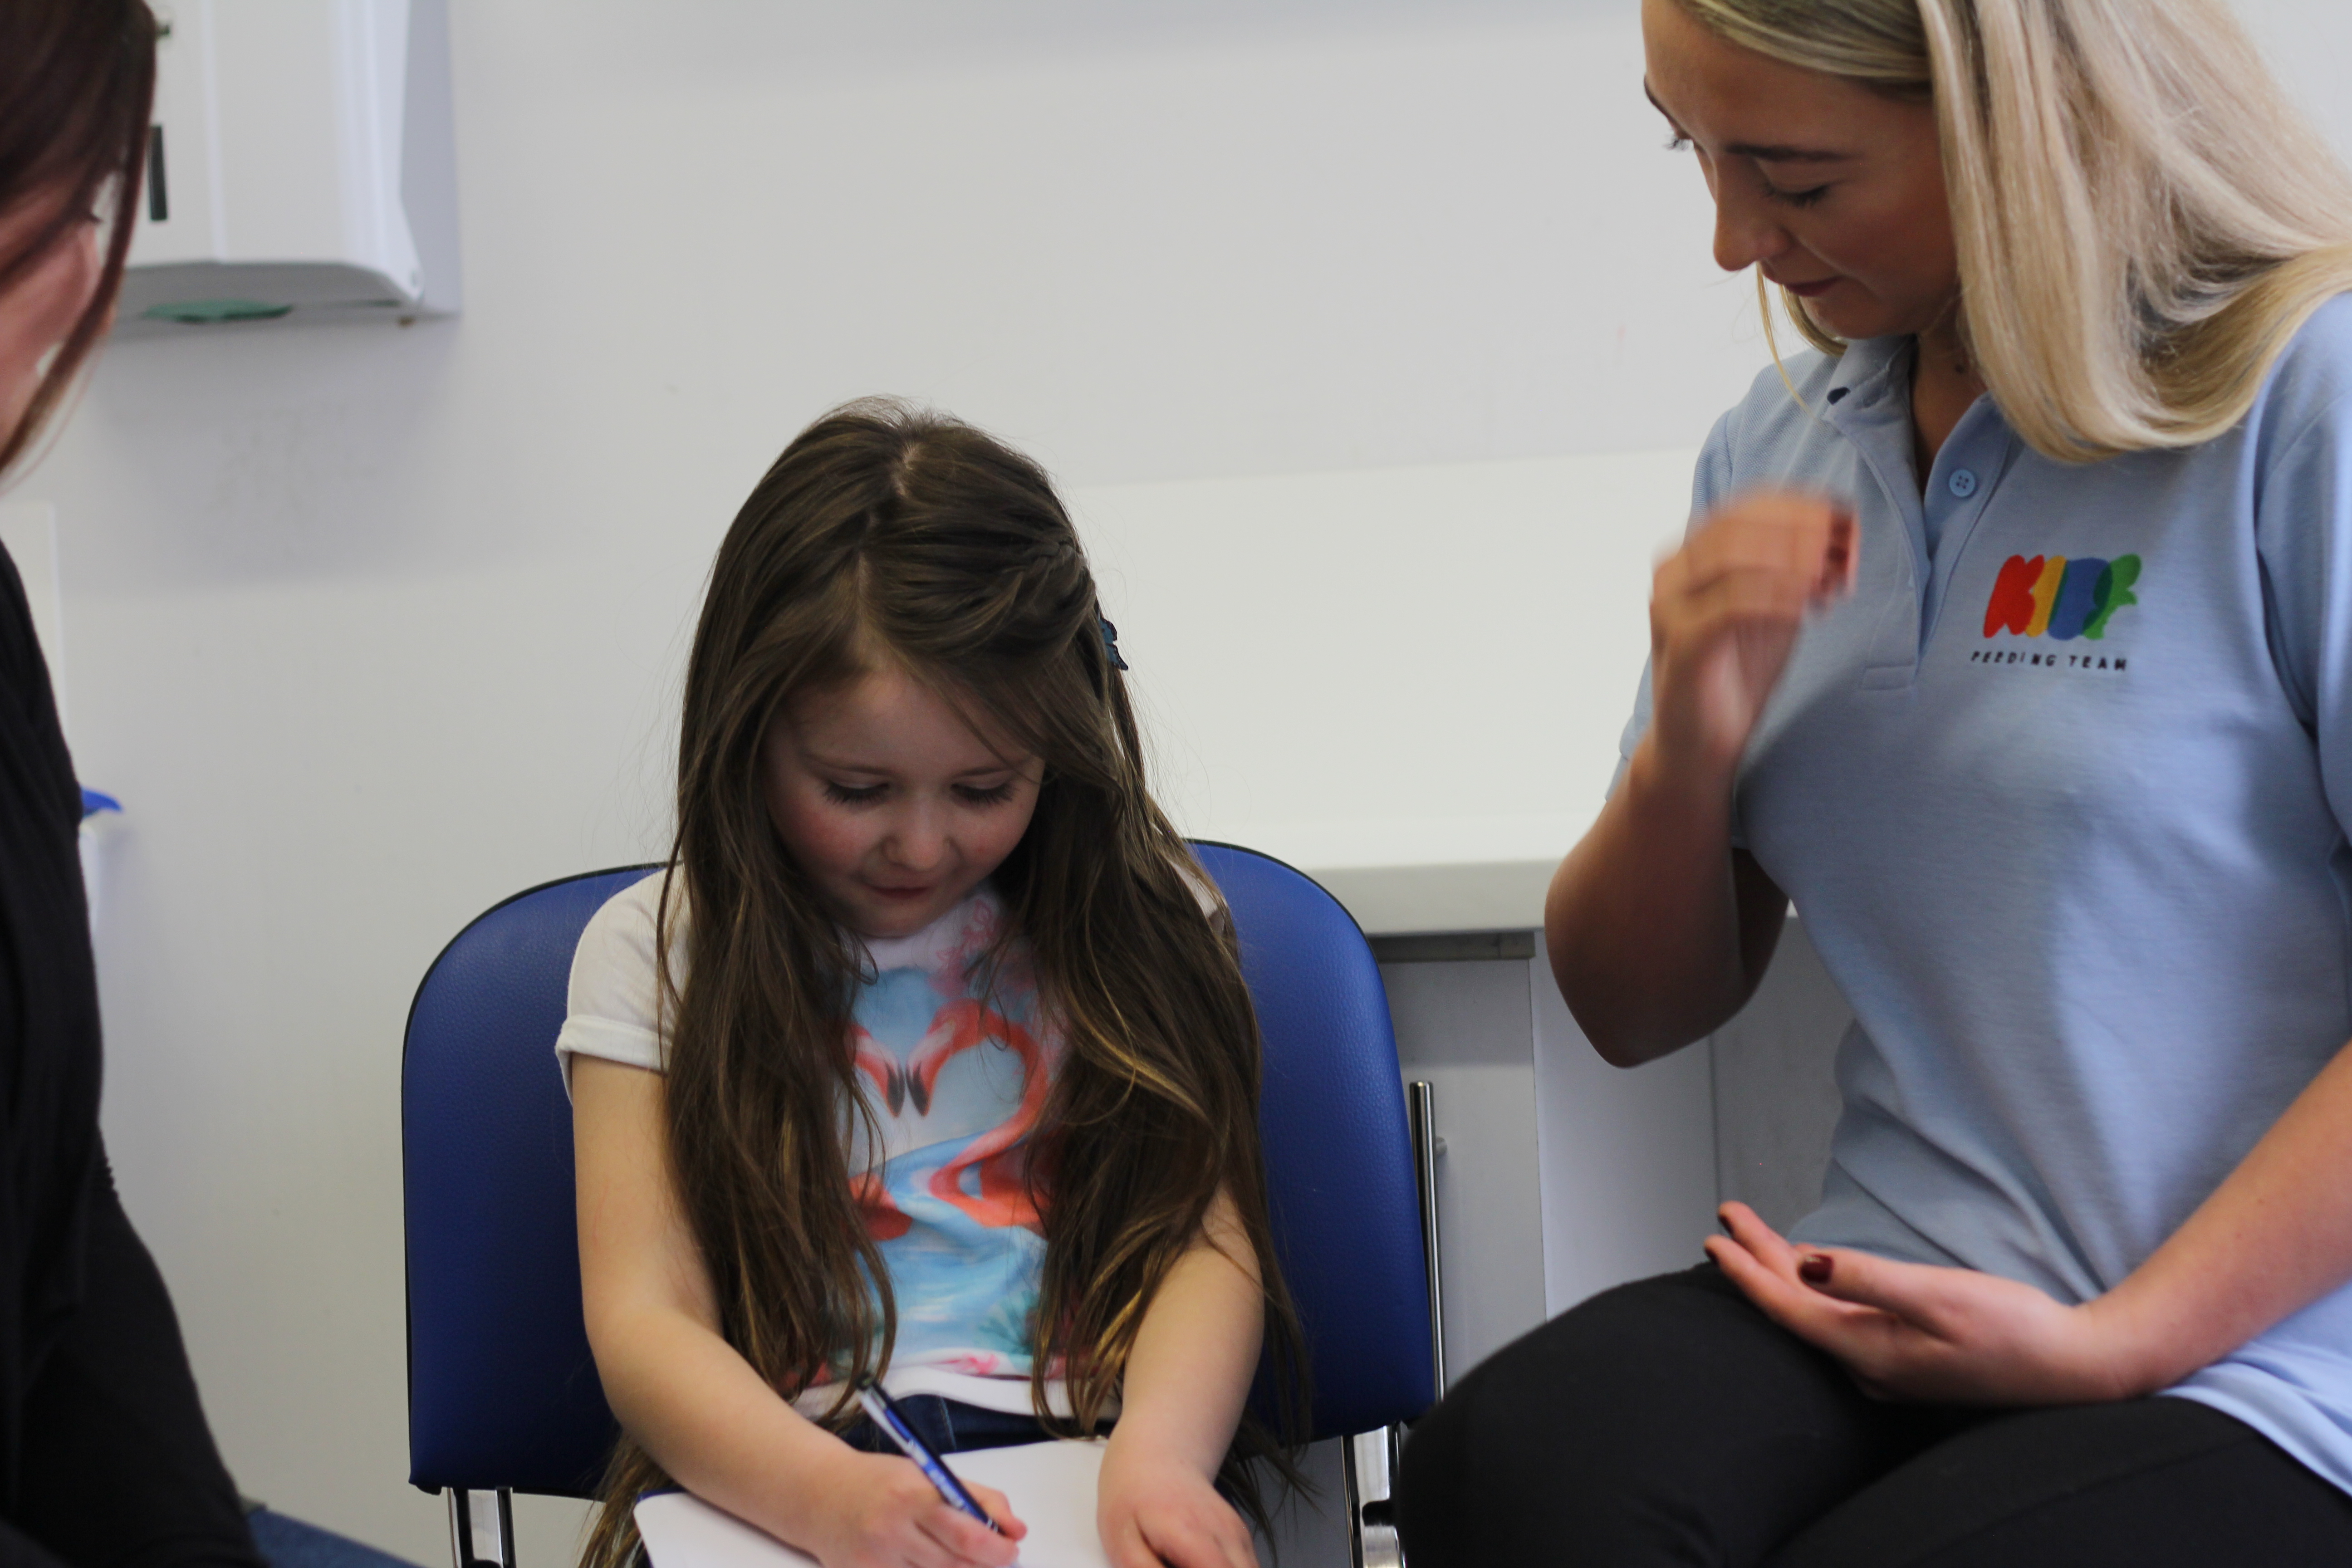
1100;616;1129;671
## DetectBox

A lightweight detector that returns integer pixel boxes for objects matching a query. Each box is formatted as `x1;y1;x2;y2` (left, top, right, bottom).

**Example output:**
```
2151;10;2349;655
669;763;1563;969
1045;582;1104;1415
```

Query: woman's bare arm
1545;490;1854;1065
1548;775;1789;1065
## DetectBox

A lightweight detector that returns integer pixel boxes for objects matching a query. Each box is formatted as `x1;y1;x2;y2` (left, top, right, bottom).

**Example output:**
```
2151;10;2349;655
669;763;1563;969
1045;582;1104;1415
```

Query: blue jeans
839;1395;1059;1456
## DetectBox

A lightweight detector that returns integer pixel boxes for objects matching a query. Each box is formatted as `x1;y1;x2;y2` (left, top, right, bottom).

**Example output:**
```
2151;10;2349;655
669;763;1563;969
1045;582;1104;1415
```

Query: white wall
17;1;2352;1563
1072;450;1692;932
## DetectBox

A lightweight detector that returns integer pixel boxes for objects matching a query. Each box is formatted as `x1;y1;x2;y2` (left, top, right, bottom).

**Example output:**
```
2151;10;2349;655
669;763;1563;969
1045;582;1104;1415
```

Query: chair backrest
404;866;653;1497
1190;842;1435;1441
403;848;1432;1495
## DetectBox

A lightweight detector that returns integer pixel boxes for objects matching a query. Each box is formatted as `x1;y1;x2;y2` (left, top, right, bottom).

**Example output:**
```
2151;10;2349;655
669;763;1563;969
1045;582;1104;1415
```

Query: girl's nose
885;805;949;872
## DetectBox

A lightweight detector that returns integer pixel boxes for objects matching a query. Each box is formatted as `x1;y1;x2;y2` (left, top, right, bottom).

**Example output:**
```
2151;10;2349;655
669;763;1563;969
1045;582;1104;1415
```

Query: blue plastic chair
403;846;1439;1567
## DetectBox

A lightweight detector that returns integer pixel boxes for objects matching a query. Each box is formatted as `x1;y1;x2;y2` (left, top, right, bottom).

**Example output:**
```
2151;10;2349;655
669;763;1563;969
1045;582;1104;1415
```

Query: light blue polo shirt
1617;299;2352;1493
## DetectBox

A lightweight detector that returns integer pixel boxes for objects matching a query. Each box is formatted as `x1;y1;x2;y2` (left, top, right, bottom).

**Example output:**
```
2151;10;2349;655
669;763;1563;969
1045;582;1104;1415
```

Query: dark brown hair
585;399;1306;1564
0;0;156;475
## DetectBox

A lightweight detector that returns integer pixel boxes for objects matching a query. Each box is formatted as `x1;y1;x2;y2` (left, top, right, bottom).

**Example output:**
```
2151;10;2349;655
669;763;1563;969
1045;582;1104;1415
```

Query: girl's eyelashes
816;779;1019;806
1664;132;1692;152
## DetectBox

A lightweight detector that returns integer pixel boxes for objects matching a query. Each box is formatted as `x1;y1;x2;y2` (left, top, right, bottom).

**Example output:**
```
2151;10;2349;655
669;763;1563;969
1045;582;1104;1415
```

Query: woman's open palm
1706;1202;2140;1407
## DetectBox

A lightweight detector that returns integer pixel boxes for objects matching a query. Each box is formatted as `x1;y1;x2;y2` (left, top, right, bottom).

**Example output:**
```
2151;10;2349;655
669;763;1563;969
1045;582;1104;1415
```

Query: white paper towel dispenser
117;0;460;335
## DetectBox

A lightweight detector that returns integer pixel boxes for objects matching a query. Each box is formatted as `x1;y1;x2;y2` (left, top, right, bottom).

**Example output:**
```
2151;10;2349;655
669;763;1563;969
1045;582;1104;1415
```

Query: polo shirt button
1949;468;1979;498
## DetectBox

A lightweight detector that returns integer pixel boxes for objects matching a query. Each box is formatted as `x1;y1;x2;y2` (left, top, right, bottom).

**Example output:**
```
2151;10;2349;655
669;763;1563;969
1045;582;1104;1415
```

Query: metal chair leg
1343;1423;1408;1568
447;1488;516;1568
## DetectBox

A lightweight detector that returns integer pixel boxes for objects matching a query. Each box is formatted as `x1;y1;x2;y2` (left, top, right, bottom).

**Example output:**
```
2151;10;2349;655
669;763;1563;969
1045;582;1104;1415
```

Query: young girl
559;400;1302;1568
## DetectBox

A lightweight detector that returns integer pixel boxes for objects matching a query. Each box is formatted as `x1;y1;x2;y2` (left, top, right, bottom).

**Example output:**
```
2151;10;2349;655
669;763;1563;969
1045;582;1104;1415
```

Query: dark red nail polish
1798;1253;1833;1284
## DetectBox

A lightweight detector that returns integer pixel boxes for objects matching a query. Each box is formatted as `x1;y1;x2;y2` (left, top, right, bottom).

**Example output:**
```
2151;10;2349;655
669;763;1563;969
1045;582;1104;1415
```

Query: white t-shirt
556;870;1073;1417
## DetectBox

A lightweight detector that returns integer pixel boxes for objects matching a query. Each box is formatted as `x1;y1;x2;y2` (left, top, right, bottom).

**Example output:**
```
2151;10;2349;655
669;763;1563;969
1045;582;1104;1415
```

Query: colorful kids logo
1982;553;2140;641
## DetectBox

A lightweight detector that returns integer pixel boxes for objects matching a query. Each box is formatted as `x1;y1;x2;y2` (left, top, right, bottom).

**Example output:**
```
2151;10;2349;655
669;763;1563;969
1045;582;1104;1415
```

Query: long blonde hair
1681;0;2352;461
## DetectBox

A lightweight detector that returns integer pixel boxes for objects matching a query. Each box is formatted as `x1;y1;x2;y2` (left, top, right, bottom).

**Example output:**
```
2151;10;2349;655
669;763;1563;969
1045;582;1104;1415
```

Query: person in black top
0;5;263;1566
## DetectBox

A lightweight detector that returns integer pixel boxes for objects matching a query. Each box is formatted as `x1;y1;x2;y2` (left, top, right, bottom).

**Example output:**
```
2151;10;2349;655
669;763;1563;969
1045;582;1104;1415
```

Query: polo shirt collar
1819;336;1930;596
1813;333;2023;648
1822;333;1912;417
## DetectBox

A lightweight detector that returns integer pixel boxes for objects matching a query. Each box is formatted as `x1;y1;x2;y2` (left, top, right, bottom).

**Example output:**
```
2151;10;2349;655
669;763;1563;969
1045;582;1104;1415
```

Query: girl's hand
1705;1201;2148;1406
1097;1439;1259;1568
1646;490;1856;781
799;1449;1025;1568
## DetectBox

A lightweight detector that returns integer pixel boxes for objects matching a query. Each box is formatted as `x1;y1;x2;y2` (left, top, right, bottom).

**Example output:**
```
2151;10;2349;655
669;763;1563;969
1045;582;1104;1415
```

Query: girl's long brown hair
585;400;1306;1565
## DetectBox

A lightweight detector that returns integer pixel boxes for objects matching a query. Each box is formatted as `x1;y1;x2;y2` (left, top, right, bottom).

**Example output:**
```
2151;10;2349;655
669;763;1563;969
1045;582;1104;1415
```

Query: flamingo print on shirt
833;884;1060;1385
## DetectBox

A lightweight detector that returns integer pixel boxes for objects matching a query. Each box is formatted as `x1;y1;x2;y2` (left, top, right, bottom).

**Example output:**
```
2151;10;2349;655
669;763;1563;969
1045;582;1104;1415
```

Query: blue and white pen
853;1379;1003;1535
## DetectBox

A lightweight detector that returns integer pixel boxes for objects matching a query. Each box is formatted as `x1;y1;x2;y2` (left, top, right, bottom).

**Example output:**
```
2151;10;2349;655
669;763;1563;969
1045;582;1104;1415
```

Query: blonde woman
1396;1;2352;1563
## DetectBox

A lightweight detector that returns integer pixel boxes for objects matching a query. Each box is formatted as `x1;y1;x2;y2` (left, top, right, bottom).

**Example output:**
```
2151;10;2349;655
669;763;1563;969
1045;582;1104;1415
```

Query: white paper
634;1440;1112;1568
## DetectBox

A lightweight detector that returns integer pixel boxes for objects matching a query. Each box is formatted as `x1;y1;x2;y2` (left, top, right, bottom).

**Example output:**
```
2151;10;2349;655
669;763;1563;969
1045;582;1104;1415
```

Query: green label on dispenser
142;299;295;324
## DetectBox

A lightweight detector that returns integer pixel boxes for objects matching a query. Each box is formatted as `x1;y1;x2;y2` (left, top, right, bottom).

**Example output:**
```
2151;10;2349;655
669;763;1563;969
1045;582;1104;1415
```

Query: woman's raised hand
800;1449;1025;1568
1705;1202;2147;1407
1646;490;1856;782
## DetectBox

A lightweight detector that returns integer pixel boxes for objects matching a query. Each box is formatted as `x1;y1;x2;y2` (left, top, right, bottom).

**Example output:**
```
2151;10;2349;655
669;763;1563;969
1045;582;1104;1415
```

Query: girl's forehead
785;662;1029;768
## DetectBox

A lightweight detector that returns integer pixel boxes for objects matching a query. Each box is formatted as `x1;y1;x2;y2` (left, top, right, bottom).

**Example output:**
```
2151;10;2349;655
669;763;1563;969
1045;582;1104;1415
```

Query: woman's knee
1396;1264;1885;1566
1396;1267;1738;1561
